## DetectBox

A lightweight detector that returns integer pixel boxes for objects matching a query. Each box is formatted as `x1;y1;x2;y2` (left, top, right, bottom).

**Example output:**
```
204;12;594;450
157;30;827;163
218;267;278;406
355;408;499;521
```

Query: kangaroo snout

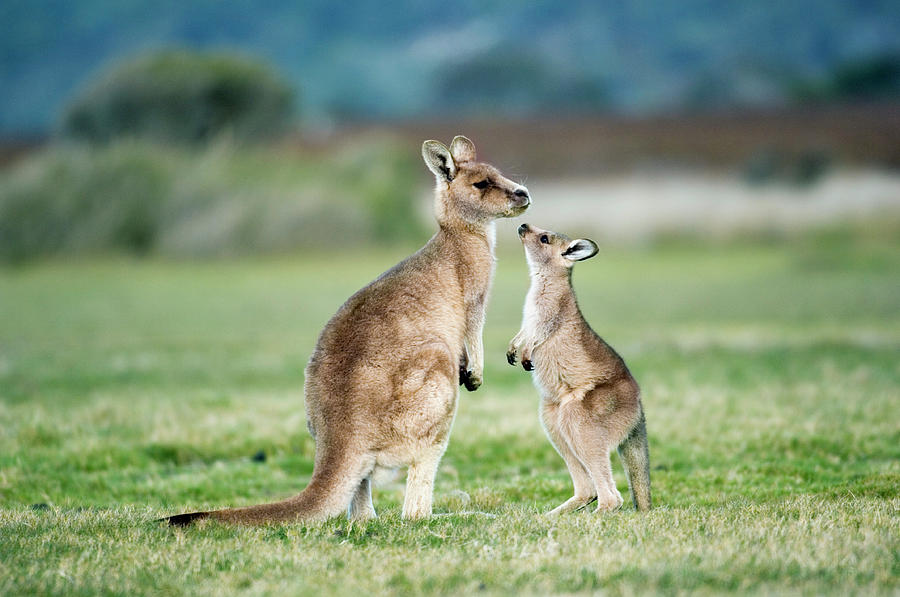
518;223;530;237
511;187;531;210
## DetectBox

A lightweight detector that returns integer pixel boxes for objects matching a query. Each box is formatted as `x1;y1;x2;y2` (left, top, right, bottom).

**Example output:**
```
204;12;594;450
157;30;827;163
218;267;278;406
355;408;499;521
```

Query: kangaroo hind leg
402;445;446;520
541;400;597;514
348;475;376;521
558;398;623;513
618;414;651;512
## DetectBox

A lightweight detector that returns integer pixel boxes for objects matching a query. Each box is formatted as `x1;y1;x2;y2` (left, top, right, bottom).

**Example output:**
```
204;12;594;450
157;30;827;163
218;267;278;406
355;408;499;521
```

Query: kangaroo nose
518;223;529;237
514;188;529;199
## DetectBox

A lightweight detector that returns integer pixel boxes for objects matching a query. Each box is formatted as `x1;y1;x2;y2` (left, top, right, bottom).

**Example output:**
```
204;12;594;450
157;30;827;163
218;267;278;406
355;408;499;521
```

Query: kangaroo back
618;413;652;512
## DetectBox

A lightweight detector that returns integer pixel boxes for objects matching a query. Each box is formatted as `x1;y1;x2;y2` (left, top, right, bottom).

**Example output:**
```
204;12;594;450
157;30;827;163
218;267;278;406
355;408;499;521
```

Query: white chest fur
522;286;541;336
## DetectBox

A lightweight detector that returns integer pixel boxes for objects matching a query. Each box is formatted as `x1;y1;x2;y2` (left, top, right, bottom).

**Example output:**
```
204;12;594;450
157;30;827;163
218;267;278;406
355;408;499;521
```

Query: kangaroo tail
163;510;211;527
161;449;366;526
618;413;651;512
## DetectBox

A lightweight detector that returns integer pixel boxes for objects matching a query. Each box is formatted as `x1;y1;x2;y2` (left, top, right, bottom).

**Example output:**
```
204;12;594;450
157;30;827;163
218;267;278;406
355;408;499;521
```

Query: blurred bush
742;148;832;187
0;139;425;261
791;54;900;104
60;50;295;145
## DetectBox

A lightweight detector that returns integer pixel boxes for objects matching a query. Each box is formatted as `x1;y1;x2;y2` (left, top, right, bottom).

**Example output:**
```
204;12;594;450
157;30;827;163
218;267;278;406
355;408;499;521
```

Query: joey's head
422;135;530;228
517;223;598;278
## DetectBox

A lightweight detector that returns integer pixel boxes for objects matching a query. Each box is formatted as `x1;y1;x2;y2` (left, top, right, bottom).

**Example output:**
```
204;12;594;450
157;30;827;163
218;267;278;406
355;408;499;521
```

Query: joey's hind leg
558;399;624;513
541;401;597;515
347;475;376;521
592;457;624;512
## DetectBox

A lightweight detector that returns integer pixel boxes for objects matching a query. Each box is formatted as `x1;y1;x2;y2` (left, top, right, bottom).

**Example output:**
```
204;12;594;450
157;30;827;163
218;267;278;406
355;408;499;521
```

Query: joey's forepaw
522;359;533;371
506;350;517;366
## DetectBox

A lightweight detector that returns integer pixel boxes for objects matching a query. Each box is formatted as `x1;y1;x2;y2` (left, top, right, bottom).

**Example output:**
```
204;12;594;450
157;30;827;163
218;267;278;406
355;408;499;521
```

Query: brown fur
507;224;651;513
162;136;530;525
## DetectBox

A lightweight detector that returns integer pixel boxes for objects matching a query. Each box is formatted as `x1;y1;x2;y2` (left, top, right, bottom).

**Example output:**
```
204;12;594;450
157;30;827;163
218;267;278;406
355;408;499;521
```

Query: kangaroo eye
540;235;549;244
473;179;490;189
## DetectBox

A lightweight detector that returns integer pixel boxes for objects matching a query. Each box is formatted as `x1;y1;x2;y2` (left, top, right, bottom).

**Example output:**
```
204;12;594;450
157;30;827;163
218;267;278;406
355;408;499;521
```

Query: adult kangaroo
164;135;530;525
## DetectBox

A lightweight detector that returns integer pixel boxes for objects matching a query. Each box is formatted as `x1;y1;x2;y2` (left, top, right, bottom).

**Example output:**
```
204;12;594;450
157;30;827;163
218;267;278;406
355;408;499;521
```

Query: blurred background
0;0;898;258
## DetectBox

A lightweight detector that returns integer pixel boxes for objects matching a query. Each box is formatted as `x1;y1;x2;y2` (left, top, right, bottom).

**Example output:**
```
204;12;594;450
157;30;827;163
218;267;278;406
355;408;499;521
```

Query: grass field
1;233;898;595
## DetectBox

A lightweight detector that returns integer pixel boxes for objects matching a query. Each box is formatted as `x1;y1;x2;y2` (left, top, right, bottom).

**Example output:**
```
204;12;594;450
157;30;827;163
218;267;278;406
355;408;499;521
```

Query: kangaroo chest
522;286;597;401
531;334;589;402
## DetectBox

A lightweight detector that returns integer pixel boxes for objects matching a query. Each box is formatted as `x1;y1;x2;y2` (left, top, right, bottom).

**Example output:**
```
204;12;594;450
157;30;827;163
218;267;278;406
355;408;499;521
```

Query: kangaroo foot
547;495;597;515
593;490;624;513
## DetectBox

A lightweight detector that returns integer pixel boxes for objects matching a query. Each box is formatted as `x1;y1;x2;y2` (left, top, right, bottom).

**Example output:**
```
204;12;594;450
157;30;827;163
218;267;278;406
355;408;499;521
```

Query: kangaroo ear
562;239;599;262
422;140;456;182
449;135;476;163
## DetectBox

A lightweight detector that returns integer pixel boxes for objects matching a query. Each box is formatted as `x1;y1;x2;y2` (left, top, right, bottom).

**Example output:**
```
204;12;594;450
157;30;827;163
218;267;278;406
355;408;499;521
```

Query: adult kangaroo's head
422;135;530;227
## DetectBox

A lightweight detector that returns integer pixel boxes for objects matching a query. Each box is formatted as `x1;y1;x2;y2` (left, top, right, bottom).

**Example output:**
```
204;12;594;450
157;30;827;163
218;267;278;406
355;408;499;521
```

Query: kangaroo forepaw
506;349;517;366
459;368;482;391
522;358;533;371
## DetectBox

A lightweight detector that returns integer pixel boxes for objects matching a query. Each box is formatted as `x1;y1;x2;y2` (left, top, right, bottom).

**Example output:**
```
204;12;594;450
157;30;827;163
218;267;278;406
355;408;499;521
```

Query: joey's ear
562;239;599;262
449;135;476;163
422;140;456;182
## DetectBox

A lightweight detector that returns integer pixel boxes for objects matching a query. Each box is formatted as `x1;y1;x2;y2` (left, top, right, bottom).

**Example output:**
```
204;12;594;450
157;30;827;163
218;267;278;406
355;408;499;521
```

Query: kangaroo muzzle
511;187;531;212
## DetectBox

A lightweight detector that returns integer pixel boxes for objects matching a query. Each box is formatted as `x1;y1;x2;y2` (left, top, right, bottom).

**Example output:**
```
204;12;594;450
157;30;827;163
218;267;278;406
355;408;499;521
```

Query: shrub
790;54;900;104
0;138;425;261
60;50;295;145
742;148;831;187
0;143;175;260
334;142;425;244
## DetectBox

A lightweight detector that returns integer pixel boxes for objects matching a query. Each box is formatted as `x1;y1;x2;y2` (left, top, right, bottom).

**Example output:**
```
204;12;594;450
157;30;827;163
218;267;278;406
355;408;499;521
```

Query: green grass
1;236;898;595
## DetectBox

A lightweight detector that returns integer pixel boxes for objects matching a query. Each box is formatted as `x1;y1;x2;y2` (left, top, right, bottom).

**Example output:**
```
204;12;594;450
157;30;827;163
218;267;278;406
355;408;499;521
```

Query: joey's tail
161;450;365;526
618;413;651;512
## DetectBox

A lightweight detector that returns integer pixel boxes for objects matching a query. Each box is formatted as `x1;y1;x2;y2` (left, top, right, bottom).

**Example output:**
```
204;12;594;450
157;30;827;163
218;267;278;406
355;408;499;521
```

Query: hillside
2;0;899;134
